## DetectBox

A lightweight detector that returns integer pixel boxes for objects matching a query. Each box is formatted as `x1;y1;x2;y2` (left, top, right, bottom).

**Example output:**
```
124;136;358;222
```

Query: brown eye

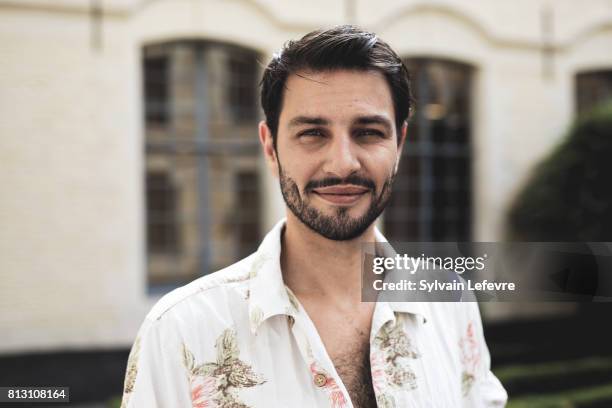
355;129;385;138
299;129;325;138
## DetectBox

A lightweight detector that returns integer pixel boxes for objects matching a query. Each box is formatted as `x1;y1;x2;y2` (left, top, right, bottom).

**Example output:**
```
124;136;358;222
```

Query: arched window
576;70;612;114
384;58;473;241
143;41;262;288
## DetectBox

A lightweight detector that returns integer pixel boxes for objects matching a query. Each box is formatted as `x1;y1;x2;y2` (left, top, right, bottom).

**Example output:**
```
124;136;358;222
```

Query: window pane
143;41;261;288
144;56;169;127
576;70;612;114
146;170;179;254
228;51;258;122
384;58;473;241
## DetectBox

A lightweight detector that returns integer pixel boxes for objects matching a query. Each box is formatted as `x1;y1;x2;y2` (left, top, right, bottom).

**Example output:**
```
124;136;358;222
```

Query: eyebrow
288;116;330;128
287;114;393;131
353;115;393;133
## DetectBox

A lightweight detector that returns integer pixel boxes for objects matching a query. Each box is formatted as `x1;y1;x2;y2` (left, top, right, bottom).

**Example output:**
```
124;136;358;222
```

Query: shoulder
424;301;484;338
143;252;259;326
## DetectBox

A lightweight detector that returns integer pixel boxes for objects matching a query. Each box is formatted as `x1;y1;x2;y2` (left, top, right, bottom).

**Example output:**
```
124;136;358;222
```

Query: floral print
370;351;395;408
122;219;507;407
248;253;270;279
459;321;481;396
120;336;141;408
220;273;250;285
309;362;348;408
190;376;217;408
249;306;264;333
370;315;420;406
182;329;266;407
285;286;300;311
374;317;420;385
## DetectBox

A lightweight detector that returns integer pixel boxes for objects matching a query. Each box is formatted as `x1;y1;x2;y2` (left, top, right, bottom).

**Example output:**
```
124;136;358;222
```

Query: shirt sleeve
461;302;508;407
120;316;192;408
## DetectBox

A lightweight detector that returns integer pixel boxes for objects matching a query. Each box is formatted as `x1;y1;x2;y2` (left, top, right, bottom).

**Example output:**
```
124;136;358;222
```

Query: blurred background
1;0;612;406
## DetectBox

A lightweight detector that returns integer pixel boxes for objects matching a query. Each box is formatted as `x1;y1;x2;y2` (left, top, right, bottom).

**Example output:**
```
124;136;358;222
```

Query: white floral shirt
121;219;507;408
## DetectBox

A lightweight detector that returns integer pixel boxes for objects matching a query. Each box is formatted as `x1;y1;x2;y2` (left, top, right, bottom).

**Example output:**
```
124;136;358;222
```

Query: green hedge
508;101;612;241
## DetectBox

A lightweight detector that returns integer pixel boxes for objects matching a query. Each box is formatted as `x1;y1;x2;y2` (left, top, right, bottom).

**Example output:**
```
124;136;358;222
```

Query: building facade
1;0;612;356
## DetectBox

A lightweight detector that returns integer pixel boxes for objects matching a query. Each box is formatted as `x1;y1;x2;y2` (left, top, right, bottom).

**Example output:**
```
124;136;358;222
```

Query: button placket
290;308;354;407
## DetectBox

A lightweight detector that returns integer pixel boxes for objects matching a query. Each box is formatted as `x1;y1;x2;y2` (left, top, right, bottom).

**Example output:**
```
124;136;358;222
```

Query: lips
312;185;370;195
311;185;370;205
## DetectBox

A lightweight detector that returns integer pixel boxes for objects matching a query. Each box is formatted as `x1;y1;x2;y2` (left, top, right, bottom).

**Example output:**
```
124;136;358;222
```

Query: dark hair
260;25;412;146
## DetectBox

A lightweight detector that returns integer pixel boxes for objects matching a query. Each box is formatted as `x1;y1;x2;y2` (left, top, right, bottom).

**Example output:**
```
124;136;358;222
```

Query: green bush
508;101;612;241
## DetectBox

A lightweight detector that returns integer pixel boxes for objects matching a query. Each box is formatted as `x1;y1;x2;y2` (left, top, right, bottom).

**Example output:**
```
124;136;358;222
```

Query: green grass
494;356;612;383
493;356;612;408
506;382;612;408
108;395;122;408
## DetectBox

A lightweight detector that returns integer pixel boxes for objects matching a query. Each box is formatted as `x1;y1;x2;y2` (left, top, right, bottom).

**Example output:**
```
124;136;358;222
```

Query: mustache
305;174;376;192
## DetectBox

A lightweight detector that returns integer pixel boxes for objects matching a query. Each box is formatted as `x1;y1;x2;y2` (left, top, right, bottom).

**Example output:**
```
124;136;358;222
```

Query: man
121;26;507;407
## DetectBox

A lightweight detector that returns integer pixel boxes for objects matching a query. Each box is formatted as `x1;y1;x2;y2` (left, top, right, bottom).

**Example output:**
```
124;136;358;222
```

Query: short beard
278;162;396;241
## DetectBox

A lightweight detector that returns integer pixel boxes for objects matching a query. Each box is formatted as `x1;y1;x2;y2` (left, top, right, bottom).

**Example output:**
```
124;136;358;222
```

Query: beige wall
1;0;611;352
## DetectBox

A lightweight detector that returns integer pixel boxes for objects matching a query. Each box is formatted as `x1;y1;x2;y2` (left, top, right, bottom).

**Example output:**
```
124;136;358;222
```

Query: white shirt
121;219;507;407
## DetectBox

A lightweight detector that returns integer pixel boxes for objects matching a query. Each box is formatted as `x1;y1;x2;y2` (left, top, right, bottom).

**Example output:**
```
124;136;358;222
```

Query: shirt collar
247;218;295;334
248;218;429;334
373;226;431;324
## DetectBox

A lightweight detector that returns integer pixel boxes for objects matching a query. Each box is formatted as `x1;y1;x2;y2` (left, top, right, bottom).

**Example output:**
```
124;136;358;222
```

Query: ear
259;120;279;178
394;121;408;173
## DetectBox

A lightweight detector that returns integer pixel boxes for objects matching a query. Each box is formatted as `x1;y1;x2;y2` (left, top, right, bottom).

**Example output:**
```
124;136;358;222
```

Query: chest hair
331;335;377;408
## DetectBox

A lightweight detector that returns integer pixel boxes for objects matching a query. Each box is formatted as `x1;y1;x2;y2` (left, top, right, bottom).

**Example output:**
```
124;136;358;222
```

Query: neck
281;211;377;307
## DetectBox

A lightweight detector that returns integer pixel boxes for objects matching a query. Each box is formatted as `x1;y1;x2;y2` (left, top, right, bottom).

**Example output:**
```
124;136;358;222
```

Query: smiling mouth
311;185;370;206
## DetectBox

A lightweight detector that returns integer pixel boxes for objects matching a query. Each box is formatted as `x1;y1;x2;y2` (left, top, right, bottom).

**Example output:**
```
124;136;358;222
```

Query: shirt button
314;373;327;387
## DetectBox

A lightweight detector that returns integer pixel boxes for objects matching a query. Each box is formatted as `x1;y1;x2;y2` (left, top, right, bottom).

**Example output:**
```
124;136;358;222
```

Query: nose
321;132;362;178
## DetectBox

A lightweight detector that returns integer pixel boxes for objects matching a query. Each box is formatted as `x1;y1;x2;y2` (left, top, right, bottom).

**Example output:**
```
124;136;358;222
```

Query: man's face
263;69;406;241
